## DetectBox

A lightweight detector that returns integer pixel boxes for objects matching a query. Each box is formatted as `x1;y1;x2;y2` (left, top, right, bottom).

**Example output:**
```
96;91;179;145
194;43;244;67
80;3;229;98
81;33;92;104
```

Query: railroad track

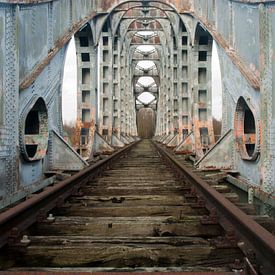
0;139;274;274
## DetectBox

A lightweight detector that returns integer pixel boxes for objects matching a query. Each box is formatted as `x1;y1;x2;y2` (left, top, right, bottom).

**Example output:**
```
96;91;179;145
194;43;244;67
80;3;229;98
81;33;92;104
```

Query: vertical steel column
99;23;113;142
2;5;19;205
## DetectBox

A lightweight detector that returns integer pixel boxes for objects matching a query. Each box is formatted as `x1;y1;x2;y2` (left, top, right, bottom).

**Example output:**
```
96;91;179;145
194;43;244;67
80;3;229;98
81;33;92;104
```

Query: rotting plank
80;186;191;196
53;204;208;217
4;237;243;269
31;216;222;238
68;195;187;206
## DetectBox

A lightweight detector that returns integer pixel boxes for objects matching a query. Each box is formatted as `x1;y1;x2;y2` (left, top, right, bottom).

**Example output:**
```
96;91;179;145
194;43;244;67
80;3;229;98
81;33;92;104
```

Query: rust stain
175;149;193;155
19;0;260;92
20;11;97;90
189;12;260;90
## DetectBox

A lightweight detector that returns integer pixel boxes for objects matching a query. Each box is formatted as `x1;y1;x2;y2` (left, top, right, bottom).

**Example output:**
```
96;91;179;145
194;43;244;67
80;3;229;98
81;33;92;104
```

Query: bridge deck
0;140;243;272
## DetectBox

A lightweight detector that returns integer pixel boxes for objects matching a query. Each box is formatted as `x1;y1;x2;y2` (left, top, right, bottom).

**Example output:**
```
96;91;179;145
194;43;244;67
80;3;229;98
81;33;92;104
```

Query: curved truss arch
98;0;191;41
120;19;173;56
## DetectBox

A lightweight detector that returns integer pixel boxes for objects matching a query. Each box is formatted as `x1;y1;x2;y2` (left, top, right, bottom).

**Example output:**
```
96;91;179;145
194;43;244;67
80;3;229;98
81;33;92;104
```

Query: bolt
47;213;55;222
20;235;31;245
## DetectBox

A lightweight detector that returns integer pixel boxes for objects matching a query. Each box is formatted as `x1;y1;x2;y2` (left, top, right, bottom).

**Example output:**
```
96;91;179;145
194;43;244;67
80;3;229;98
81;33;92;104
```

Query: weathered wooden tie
0;140;244;272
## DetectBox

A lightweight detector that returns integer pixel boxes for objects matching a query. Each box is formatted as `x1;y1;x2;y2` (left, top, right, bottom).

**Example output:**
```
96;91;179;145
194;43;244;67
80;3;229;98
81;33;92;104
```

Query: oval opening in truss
234;97;259;161
136;45;156;53
136;60;156;70
137;76;156;87
136;31;155;37
137;92;155;105
22;97;49;161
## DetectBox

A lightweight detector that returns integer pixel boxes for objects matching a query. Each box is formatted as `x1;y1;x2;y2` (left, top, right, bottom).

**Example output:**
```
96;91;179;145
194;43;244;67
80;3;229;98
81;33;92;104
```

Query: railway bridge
0;0;275;273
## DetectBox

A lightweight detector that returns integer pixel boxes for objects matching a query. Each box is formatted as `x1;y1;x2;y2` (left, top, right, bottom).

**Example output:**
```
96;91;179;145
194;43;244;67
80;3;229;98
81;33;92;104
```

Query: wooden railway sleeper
36;209;48;223
191;196;206;208
8;227;21;247
184;186;197;198
212;229;238;249
201;208;218;225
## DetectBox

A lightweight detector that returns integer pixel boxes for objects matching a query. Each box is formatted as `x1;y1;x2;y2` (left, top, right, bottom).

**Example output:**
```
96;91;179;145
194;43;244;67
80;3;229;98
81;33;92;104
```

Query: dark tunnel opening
137;107;156;138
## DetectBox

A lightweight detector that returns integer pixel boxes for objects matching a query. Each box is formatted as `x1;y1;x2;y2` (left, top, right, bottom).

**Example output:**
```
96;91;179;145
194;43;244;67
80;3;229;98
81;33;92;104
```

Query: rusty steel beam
0;140;139;249
153;141;275;274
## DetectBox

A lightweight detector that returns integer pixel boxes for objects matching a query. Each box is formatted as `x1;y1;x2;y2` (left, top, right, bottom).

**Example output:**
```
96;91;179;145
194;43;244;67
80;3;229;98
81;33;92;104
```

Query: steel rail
153;141;275;274
0;140;140;249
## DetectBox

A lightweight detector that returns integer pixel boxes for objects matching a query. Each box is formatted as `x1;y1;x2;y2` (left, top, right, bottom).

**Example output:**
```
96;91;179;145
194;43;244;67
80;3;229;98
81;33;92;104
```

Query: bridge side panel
232;2;260;70
215;0;230;43
202;43;261;185
0;2;95;209
19;5;48;82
